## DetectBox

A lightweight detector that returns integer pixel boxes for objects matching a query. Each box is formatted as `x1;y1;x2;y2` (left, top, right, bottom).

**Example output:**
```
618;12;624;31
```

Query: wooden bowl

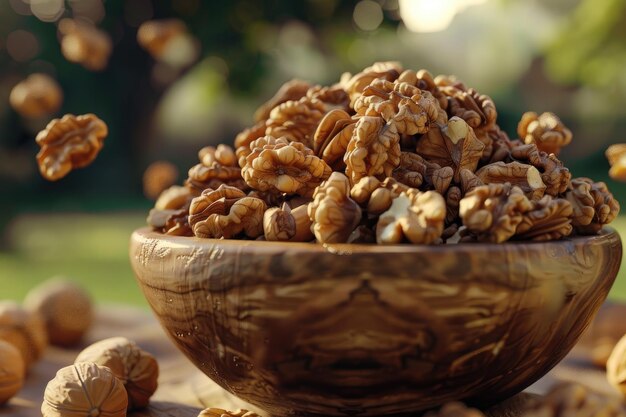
130;227;622;417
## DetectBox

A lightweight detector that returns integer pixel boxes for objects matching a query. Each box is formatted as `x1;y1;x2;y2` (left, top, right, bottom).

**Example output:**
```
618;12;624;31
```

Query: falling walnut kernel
308;172;362;243
9;74;63;119
0;340;25;405
189;185;266;239
58;19;112;71
24;279;93;347
0;301;47;369
254;79;312;122
143;161;179;200
198;408;260;417
42;362;128;417
606;144;626;182
376;190;446;244
515;195;573;241
517;111;572;155
265;97;327;148
36;113;108;181
416;116;484;182
137;19;187;59
564;178;620;234
75;337;159;410
475;161;546;200
459;183;533;243
344;116;401;183
241;136;331;197
354;79;445;135
520;382;626;417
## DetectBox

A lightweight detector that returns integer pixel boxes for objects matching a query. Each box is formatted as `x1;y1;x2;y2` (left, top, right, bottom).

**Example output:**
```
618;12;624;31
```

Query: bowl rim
131;226;620;254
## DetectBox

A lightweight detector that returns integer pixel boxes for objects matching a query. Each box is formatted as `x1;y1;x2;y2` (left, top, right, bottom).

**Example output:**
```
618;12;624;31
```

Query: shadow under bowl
130;227;622;417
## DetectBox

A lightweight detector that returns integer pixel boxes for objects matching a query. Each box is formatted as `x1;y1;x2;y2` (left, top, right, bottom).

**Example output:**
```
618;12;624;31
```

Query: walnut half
188;185;266;239
308;172;362;243
376;190;446;244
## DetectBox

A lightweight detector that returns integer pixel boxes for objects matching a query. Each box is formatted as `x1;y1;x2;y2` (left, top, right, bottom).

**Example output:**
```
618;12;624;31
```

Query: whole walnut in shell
10;73;63;118
607;334;626;398
24;279;93;347
0;340;25;405
0;300;47;368
42;362;128;417
75;337;159;410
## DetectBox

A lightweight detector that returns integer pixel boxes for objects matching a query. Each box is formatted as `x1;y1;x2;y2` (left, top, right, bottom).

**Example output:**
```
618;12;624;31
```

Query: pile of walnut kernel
147;62;620;244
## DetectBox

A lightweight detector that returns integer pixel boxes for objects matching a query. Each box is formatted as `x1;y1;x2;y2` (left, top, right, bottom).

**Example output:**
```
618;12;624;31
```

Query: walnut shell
42;362;128;417
607;335;626;398
9;73;63;118
0;300;47;368
0;340;25;405
75;337;158;410
24;279;93;347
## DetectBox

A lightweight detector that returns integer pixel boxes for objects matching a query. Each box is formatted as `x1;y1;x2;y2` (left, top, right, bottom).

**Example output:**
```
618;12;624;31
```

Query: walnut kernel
143;161;179;200
517;111;572;155
263;203;313;242
242;136;331;196
606;144;626;182
36;113;108;181
58;19;112;71
309;172;362;243
9;74;63;118
198;409;260;417
376;190;446;244
189;185;266;238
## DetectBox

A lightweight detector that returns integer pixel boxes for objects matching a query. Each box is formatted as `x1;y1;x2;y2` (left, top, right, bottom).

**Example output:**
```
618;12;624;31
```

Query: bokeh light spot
30;0;65;22
7;30;40;62
353;0;384;31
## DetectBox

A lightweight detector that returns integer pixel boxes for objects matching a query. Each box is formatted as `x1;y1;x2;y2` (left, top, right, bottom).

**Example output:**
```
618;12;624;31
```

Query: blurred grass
0;212;625;305
0;212;148;307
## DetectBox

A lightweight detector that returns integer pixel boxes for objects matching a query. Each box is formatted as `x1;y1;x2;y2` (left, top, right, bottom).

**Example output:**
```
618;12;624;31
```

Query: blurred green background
1;0;626;306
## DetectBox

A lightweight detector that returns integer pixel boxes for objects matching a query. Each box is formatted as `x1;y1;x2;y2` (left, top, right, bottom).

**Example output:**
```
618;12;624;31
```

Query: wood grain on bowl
129;228;622;417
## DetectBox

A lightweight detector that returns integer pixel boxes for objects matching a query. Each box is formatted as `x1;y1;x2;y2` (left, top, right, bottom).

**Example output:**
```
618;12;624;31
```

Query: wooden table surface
3;303;624;417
